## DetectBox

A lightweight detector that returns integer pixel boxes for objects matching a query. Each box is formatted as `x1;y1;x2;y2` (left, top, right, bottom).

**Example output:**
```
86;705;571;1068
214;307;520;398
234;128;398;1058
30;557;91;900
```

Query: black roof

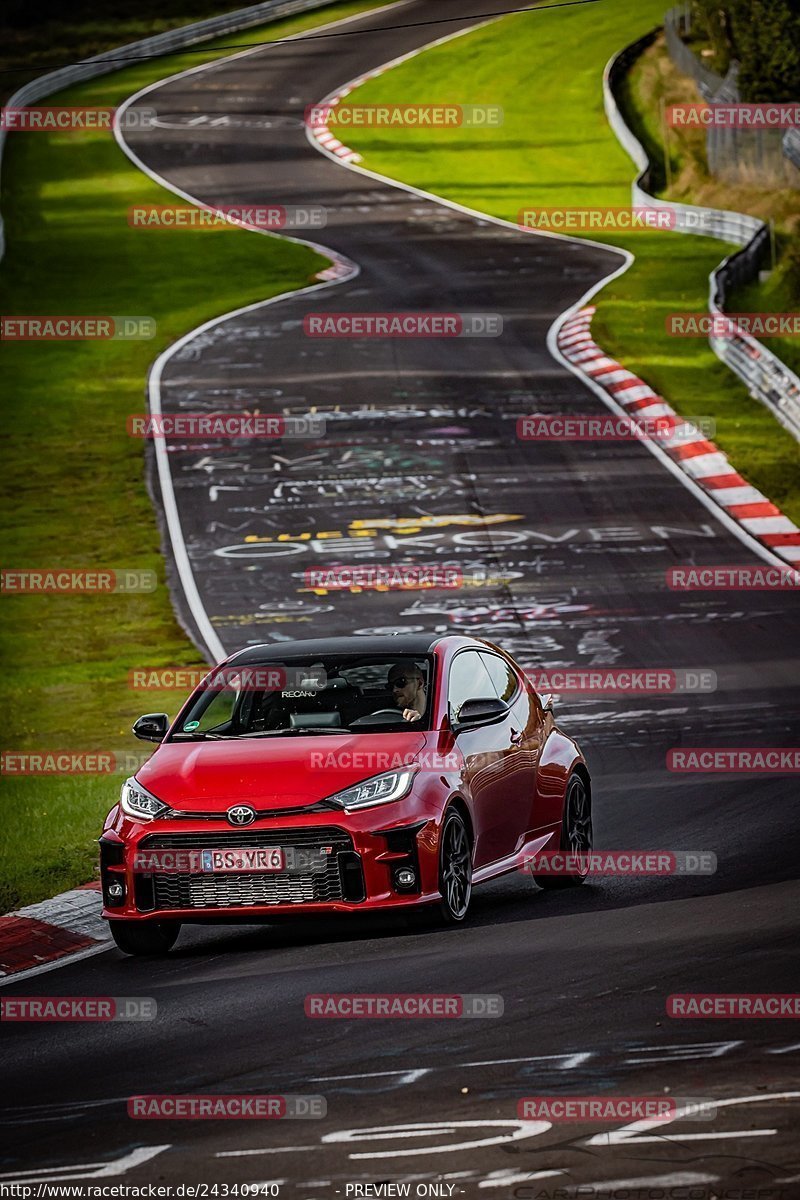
227;634;443;664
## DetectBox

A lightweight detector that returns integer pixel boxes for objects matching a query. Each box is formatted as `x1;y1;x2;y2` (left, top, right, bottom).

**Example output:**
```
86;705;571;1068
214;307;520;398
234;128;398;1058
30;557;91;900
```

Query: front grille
141;826;351;851
153;868;343;909
138;826;359;910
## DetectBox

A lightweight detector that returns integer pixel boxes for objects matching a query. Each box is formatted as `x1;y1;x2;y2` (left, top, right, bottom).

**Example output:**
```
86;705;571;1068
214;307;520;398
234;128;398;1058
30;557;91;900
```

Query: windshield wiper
239;727;347;737
171;727;348;741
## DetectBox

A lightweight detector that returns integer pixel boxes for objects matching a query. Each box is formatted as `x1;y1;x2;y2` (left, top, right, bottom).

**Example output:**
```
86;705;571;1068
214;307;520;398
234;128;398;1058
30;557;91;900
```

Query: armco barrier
0;0;340;260
603;33;800;443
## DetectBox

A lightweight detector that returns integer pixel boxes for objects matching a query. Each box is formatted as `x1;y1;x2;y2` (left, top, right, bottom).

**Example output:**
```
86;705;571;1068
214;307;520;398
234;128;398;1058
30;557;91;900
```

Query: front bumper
100;803;441;922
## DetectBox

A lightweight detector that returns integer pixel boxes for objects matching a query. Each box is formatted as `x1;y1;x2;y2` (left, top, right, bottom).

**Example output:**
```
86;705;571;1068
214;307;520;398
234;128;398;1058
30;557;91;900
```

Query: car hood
135;731;429;812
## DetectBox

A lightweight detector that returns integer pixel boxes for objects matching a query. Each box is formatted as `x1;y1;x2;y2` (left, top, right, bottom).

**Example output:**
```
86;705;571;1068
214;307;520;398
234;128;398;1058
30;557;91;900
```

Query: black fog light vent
99;837;125;867
338;852;366;902
134;873;155;912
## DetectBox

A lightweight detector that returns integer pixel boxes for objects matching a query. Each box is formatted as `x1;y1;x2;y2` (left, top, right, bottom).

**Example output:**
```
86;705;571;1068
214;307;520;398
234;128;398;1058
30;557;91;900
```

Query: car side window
447;651;497;720
479;652;519;704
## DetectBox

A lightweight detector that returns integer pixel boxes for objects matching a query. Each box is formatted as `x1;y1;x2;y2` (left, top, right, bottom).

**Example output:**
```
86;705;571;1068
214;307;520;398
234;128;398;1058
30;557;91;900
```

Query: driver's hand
402;708;422;722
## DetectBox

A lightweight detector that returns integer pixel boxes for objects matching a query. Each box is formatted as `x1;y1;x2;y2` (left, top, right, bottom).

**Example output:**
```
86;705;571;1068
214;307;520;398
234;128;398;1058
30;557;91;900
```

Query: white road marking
465;1052;591;1069
478;1170;564;1188
584;1090;800;1146
577;1174;717;1189
623;1040;743;1064
321;1119;551;1159
218;1146;317;1158
312;1069;431;1085
0;1146;170;1183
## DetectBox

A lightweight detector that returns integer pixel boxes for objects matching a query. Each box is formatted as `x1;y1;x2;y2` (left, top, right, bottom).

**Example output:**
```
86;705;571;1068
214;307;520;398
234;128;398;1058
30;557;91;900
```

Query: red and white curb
0;881;112;984
558;307;800;566
305;59;407;161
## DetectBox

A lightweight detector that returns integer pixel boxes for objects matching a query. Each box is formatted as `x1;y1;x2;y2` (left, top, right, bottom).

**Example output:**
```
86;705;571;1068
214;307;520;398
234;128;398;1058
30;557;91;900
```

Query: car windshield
170;654;434;740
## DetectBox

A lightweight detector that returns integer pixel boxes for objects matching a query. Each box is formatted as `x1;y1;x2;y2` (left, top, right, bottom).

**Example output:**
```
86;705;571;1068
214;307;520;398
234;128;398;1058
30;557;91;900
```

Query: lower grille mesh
153;867;342;909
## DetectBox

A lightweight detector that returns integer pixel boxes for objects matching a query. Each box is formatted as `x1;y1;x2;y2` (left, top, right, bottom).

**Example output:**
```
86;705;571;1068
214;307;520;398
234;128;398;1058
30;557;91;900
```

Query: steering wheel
371;708;403;716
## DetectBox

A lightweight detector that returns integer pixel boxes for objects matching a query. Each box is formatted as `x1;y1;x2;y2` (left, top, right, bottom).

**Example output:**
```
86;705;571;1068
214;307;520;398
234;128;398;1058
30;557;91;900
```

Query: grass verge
0;0;386;911
334;0;800;523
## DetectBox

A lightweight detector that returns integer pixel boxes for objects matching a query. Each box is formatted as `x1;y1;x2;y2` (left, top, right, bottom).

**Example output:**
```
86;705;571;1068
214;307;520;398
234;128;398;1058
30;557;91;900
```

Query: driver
388;661;427;723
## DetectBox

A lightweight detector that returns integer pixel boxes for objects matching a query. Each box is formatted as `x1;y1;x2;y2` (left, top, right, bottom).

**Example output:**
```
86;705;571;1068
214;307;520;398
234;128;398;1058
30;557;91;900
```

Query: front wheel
534;772;592;889
109;920;181;956
437;809;473;923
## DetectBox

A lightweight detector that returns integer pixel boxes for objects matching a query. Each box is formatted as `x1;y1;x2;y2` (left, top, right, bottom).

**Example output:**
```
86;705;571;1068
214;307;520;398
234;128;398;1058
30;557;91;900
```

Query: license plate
201;847;285;873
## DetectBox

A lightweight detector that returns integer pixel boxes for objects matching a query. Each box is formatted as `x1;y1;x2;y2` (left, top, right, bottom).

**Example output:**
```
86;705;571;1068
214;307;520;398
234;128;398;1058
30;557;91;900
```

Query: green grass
336;0;800;523
0;0;269;100
0;0;387;912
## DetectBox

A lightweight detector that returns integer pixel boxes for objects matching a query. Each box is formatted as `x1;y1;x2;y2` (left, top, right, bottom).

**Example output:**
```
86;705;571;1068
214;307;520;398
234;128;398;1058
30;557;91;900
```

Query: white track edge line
302;19;794;572
112;0;412;663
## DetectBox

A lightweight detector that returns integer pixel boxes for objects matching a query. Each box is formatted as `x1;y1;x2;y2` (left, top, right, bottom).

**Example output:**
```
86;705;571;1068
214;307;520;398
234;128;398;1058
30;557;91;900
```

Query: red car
101;634;593;955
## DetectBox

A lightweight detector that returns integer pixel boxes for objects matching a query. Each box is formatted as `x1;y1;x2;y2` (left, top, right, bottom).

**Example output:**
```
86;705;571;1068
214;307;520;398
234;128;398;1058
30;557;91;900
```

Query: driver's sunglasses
389;675;410;688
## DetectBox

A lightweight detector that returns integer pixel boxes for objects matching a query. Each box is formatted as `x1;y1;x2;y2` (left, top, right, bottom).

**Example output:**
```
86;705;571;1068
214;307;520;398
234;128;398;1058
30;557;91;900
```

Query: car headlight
325;767;417;812
119;777;170;821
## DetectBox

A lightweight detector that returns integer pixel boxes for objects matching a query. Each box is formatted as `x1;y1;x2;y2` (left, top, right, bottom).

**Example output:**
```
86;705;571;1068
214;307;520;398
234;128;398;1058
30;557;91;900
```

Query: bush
690;0;800;101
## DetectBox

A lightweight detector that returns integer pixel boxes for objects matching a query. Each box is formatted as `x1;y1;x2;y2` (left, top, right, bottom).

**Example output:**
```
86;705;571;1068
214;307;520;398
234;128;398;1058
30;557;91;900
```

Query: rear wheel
534;772;592;889
437;809;473;922
109;920;181;956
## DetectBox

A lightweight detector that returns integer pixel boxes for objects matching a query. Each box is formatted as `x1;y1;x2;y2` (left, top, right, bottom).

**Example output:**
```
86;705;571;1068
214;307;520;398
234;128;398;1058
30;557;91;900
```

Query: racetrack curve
2;1;799;1193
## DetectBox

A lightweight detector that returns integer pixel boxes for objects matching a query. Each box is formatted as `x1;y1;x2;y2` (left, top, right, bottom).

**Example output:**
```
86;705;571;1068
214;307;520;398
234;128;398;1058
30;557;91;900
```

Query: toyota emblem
227;805;256;827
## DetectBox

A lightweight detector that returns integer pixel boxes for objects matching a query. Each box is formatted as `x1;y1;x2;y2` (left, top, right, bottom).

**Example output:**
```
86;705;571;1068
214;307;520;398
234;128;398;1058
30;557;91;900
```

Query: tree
690;0;800;100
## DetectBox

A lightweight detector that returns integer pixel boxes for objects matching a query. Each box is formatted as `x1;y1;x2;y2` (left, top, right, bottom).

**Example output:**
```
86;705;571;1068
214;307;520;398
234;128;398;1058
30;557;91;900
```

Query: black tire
534;772;592;889
437;808;473;923
109;920;180;956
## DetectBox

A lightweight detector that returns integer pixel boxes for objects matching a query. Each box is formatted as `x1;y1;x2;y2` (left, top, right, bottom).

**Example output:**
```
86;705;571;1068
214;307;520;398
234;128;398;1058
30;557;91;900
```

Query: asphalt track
2;1;800;1194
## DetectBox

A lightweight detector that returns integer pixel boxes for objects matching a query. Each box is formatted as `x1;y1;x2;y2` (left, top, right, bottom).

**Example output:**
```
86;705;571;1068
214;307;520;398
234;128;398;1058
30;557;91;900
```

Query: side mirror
453;696;509;732
133;713;170;743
